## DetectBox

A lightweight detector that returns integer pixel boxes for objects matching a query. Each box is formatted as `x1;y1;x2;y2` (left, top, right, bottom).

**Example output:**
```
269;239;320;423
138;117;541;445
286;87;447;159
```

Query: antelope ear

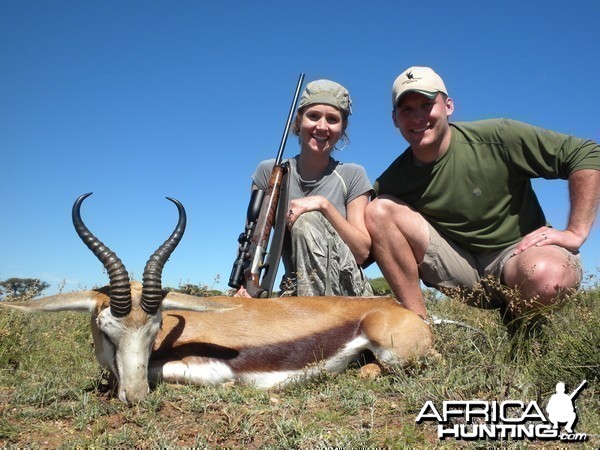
162;292;241;313
0;291;100;313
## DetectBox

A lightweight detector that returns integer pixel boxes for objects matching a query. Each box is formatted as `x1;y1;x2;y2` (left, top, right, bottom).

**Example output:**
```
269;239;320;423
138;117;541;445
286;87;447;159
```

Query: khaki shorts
418;224;582;308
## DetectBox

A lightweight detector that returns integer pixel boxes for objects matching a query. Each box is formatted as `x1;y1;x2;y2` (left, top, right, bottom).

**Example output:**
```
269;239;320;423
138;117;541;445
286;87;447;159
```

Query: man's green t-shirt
373;119;600;253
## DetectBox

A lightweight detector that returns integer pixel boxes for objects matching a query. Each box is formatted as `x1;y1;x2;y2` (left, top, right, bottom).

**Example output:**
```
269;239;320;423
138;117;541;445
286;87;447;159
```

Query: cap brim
411;89;438;99
394;89;439;106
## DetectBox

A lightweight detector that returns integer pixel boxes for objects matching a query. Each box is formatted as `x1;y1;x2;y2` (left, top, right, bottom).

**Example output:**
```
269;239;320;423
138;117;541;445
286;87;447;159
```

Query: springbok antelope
0;193;433;404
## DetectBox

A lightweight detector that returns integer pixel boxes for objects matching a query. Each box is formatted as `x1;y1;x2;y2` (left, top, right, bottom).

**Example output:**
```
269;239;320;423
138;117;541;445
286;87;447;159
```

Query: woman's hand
286;196;327;229
234;287;252;298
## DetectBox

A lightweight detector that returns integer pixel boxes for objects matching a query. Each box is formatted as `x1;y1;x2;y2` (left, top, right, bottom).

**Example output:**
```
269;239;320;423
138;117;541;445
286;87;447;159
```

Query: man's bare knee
505;249;580;295
366;196;411;230
503;248;581;314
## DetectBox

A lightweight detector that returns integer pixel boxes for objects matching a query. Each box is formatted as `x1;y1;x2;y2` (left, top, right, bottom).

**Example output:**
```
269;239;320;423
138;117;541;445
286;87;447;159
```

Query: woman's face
298;104;344;154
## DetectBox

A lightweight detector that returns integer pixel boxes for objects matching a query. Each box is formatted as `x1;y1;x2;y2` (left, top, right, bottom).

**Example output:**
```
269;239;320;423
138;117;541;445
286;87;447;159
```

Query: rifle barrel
228;73;305;294
274;73;305;165
569;379;587;399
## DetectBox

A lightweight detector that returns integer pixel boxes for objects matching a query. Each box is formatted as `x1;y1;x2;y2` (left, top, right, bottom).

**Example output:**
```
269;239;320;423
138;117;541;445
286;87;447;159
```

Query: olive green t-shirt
373;119;600;253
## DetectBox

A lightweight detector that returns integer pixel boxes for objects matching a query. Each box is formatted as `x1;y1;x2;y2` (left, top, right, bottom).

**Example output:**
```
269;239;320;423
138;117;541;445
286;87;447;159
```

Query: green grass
0;287;598;448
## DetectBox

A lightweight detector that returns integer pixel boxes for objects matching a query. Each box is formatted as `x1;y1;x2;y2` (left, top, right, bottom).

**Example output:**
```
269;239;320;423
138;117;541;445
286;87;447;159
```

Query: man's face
392;91;454;155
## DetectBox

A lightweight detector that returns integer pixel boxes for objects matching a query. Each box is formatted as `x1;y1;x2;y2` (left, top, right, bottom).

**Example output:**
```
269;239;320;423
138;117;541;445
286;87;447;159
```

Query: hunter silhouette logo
415;379;589;442
546;380;586;434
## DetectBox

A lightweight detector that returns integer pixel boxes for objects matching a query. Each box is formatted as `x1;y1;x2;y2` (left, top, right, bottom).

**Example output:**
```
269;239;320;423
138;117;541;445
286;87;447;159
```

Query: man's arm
566;168;600;249
514;169;600;254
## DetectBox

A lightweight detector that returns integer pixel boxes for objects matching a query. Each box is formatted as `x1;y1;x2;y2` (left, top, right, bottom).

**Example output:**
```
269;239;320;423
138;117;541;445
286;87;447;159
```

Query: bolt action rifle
228;73;305;298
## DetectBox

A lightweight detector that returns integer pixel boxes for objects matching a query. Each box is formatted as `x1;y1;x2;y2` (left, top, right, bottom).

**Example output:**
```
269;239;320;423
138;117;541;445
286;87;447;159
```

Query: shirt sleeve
345;163;373;203
500;119;600;179
251;159;276;191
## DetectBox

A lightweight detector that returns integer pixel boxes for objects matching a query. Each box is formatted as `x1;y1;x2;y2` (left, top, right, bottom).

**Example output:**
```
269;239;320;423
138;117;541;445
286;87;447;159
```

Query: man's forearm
567;169;600;244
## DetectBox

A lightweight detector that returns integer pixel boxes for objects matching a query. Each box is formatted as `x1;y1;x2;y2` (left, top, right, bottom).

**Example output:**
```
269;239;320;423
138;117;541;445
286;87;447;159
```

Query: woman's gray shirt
252;156;373;216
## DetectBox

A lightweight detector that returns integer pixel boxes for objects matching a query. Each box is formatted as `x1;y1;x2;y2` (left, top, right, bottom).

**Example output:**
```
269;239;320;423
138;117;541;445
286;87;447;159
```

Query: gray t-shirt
252;155;373;217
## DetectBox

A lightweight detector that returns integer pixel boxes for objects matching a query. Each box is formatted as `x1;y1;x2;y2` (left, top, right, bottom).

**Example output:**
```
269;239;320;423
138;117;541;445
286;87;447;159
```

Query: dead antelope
0;193;433;404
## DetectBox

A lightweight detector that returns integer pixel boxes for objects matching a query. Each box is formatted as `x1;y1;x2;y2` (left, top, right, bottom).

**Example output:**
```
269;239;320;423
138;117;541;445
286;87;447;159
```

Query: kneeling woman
240;79;373;297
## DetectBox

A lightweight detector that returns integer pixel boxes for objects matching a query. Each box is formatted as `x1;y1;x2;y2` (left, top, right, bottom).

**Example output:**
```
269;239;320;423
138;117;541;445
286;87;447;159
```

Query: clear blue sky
1;1;599;295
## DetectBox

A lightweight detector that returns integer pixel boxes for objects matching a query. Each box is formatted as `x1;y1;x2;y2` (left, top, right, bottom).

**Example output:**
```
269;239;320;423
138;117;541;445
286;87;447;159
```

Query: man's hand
513;226;584;255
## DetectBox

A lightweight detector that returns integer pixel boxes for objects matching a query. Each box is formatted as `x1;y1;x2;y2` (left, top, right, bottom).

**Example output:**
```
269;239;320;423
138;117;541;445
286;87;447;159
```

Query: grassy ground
0;285;598;448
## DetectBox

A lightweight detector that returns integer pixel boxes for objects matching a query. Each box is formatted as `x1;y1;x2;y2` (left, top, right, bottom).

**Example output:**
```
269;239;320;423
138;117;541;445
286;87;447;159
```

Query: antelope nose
120;386;150;404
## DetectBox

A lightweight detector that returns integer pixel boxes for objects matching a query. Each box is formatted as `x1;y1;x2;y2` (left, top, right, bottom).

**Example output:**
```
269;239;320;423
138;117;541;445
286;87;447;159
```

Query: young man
366;66;600;320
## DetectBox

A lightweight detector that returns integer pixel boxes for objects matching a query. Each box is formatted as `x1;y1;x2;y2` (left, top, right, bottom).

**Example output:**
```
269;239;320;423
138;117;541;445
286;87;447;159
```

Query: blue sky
1;1;598;295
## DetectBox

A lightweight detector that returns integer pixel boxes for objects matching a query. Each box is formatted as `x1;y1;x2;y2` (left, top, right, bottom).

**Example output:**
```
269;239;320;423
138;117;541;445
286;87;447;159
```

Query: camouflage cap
298;79;352;116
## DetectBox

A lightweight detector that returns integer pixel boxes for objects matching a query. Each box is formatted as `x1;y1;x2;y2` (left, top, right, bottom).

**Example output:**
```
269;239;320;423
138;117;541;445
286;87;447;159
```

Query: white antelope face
94;293;163;403
1;193;434;404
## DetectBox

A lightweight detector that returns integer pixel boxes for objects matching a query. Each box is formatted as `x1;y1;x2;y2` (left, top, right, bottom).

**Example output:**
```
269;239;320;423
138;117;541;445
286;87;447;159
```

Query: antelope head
2;193;233;404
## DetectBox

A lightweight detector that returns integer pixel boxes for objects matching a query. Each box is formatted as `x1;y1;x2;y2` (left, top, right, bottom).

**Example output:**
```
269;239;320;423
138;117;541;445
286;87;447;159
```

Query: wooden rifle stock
228;73;305;297
244;164;286;297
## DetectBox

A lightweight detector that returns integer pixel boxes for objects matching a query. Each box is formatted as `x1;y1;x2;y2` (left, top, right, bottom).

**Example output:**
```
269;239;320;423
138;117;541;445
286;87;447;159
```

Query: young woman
239;79;373;297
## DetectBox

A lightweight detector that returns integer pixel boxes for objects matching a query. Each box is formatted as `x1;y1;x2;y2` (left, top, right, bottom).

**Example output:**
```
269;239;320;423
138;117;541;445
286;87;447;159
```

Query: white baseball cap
392;66;448;107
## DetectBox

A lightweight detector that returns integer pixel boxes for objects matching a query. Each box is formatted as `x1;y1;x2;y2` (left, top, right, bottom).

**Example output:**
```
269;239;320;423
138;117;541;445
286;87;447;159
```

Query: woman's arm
287;193;371;264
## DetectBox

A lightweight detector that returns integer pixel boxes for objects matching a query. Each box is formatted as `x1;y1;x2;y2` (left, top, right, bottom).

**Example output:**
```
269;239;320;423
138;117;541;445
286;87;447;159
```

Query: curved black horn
72;193;132;317
140;197;186;315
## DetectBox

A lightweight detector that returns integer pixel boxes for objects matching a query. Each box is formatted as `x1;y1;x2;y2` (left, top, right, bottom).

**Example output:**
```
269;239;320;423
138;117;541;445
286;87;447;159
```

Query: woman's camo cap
298;79;352;116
